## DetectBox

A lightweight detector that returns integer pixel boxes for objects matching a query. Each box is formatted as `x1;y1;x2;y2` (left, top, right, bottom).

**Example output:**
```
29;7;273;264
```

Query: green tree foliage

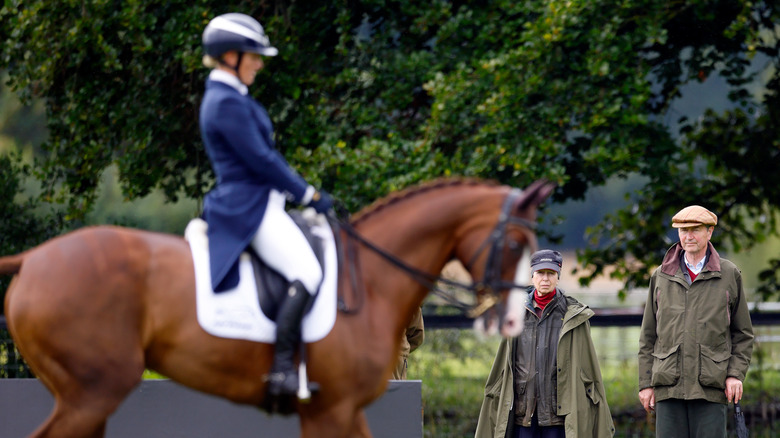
0;154;62;310
578;1;780;296
0;74;46;152
0;0;215;216
1;0;779;296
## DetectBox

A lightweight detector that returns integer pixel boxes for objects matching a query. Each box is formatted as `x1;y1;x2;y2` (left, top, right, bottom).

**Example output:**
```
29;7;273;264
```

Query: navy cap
530;249;562;274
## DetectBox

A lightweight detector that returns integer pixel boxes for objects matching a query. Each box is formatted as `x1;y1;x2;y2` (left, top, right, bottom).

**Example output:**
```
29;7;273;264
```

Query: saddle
248;210;326;322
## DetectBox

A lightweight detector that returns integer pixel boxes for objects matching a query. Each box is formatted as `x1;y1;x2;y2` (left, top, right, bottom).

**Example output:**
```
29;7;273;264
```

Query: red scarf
534;289;556;310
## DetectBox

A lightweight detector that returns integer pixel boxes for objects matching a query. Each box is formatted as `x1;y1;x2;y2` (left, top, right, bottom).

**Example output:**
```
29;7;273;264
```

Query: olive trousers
655;398;727;438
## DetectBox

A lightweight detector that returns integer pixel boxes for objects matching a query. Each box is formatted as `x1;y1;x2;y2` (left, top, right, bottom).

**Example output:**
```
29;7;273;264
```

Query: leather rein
332;188;535;318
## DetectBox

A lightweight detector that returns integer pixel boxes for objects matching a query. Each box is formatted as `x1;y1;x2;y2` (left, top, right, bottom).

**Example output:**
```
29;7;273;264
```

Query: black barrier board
0;379;422;437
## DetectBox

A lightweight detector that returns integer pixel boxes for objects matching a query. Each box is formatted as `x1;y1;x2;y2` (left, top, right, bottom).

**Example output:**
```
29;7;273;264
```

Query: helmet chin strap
218;51;248;85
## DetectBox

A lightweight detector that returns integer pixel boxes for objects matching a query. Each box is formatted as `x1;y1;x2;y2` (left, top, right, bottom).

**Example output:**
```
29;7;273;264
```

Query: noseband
334;188;536;318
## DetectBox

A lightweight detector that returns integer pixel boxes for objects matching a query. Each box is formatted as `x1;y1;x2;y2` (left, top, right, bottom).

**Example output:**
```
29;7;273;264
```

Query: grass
142;369;165;379
408;330;499;438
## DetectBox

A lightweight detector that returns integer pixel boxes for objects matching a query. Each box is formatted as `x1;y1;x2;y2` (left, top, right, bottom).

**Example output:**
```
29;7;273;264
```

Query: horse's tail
0;252;25;276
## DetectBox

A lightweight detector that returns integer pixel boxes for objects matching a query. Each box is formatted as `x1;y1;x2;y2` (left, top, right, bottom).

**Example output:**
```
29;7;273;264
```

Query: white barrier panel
0;379;422;437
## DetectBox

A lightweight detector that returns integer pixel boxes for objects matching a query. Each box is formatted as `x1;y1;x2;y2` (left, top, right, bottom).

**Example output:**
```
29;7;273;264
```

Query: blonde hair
202;55;219;69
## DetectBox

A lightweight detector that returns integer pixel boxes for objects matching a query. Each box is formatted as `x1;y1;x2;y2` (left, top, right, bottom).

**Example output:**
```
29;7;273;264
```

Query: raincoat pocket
651;344;681;387
699;344;730;389
484;370;504;399
515;380;528;415
581;369;601;405
482;370;506;434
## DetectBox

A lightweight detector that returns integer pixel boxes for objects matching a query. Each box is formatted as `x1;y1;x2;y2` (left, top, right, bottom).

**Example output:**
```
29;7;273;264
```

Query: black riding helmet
202;13;277;73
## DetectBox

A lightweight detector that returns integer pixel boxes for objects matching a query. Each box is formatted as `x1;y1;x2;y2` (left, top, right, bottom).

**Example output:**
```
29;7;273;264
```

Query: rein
332;188;535;318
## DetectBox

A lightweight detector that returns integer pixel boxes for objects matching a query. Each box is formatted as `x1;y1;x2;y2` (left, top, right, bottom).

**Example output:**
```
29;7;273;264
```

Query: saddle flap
186;215;339;344
252;209;326;321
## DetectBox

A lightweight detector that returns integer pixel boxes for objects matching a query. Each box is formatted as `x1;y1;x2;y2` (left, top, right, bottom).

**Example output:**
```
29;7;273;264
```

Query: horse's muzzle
499;289;526;338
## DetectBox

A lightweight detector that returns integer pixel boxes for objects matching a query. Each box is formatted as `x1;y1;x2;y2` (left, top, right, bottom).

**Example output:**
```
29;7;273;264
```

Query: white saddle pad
185;216;337;343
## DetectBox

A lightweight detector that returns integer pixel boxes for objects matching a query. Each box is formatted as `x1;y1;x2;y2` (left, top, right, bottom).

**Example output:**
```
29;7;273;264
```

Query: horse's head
461;180;555;338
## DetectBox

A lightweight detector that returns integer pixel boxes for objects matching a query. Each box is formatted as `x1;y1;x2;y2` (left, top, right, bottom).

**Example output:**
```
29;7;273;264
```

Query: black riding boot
266;280;314;399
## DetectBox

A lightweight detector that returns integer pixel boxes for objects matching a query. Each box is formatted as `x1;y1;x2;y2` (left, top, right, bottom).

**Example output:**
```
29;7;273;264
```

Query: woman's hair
202;55;219;69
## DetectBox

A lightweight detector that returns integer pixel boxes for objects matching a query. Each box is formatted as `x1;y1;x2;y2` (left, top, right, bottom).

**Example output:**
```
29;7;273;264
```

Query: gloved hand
309;190;334;214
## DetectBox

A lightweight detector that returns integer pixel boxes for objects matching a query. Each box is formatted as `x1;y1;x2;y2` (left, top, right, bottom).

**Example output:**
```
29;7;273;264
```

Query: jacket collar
561;295;593;333
660;241;721;276
207;69;249;95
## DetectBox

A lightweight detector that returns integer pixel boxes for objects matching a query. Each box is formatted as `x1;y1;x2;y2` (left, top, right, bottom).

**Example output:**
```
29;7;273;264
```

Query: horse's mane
349;177;500;226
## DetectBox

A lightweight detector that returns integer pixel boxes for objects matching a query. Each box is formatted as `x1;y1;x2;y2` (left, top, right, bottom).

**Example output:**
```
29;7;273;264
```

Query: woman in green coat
475;250;614;438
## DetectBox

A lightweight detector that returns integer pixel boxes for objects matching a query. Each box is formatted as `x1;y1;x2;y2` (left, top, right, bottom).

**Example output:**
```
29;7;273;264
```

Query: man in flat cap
638;206;754;438
476;250;614;438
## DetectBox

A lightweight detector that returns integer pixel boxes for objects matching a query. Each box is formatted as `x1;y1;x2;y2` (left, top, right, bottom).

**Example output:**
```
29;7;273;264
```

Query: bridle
333;188;536;318
462;188;536;317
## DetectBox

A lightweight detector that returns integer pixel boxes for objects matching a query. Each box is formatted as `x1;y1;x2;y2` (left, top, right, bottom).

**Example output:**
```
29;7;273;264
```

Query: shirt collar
684;252;707;275
209;69;248;95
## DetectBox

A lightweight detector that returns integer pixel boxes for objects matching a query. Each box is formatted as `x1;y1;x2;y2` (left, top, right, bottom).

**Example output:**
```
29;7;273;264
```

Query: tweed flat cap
671;205;718;228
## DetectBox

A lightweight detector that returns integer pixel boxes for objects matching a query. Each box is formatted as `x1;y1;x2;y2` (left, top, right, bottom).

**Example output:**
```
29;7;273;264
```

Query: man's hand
725;377;744;404
638;387;655;413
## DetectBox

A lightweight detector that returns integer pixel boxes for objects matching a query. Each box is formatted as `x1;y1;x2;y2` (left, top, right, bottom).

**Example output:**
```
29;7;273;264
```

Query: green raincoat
638;242;754;404
475;292;615;437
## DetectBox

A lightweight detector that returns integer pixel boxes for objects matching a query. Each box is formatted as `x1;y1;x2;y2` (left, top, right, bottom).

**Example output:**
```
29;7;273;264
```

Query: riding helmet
202;13;278;58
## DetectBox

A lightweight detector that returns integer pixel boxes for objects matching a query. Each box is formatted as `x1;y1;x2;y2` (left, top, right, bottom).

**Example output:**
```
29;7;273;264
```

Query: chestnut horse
1;178;553;438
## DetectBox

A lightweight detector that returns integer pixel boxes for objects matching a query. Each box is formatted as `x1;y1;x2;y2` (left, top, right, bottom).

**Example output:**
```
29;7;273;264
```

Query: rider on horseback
200;13;332;402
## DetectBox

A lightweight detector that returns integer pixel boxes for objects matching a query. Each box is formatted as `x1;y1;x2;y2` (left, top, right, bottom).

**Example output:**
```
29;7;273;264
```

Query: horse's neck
358;190;480;279
353;186;503;334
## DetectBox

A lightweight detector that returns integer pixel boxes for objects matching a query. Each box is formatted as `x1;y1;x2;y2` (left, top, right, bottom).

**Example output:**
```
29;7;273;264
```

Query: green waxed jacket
638;242;754;404
474;291;615;438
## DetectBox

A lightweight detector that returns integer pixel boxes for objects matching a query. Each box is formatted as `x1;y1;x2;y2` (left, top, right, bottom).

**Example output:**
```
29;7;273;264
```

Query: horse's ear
516;179;556;211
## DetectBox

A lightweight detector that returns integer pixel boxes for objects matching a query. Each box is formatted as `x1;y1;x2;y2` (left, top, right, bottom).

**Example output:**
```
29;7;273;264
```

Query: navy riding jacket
199;79;309;291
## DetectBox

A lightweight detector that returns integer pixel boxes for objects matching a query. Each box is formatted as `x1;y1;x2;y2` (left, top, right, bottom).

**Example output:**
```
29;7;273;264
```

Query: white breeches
251;190;322;294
